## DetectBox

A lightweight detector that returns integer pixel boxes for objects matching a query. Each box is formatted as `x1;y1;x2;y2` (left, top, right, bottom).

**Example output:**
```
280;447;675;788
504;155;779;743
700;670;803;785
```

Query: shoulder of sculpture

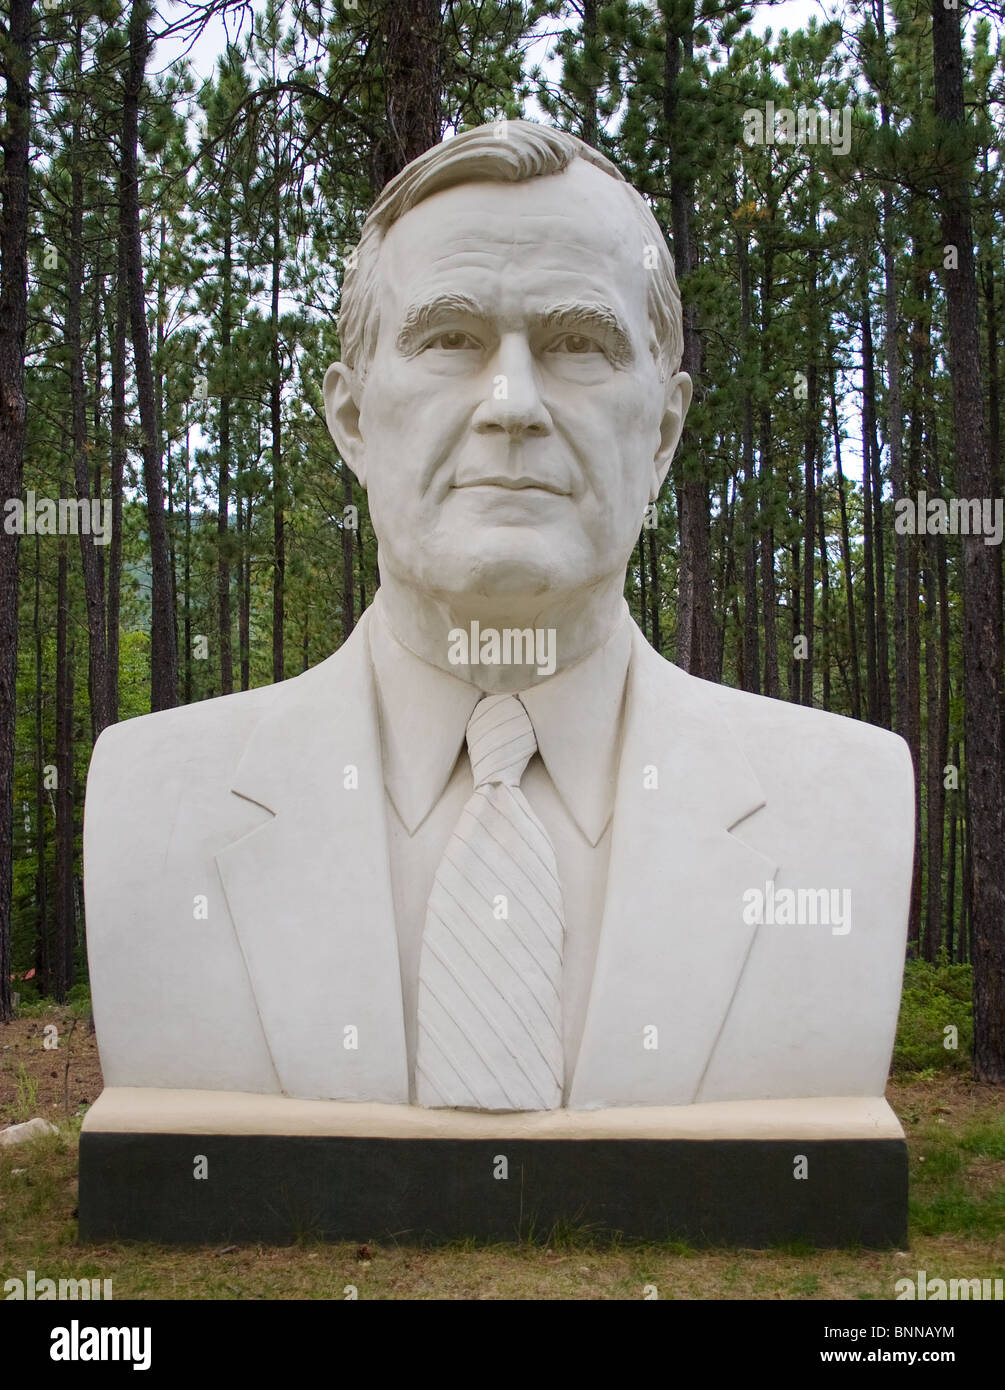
88;682;279;783
700;673;913;810
85;686;285;843
640;644;913;807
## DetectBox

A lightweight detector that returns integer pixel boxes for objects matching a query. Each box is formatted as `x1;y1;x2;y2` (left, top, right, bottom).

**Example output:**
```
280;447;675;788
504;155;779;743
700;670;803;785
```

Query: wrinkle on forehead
386;162;642;262
378;174;649;336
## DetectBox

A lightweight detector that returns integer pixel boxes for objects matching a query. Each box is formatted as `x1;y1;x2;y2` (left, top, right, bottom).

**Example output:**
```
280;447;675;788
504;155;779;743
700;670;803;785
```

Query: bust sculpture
84;121;913;1115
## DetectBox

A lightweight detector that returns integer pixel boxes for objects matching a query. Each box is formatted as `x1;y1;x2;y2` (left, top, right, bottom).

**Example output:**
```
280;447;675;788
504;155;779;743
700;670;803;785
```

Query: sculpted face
326;159;690;627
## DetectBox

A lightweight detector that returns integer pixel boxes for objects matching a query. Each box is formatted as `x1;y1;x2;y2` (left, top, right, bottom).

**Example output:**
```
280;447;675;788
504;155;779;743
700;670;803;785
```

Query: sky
153;1;832;84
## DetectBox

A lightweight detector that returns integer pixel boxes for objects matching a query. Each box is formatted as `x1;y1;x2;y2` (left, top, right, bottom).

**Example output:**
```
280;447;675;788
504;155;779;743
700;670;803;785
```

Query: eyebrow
395;294;635;367
537;301;634;367
395;294;485;355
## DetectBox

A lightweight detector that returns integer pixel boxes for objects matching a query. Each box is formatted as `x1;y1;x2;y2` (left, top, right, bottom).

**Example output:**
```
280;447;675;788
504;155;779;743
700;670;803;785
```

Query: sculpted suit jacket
83;606;914;1110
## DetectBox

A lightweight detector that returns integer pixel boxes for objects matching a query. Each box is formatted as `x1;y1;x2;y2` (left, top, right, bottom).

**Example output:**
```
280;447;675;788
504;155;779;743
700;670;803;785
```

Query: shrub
892;958;973;1075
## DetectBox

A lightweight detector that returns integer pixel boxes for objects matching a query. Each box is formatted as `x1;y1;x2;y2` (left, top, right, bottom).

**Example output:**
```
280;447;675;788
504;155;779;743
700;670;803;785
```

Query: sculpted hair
338;120;684;382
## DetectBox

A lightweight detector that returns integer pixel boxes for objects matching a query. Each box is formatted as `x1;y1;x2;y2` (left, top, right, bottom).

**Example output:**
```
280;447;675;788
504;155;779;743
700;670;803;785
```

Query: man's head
324;120;691;622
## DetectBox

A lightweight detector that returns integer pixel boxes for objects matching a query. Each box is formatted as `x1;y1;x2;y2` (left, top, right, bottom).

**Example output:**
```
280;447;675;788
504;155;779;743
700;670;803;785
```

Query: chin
472;544;569;595
423;550;564;607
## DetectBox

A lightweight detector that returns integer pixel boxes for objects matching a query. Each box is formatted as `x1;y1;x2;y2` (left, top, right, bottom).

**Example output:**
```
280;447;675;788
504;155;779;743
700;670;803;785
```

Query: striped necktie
415;693;566;1110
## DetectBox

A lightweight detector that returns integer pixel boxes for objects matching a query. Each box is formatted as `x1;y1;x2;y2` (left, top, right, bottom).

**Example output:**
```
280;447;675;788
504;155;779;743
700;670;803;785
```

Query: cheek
364;371;476;473
567;386;661;480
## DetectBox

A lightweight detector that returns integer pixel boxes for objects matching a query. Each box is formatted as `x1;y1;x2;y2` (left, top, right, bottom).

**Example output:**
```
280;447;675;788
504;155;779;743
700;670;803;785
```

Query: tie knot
466;694;537;788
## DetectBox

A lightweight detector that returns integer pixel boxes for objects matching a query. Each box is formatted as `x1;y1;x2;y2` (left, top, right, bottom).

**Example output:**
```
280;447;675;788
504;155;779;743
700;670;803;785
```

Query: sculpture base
79;1089;908;1247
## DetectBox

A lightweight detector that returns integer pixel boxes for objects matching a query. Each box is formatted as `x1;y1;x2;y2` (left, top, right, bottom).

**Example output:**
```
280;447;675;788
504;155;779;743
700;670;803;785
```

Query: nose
471;333;553;438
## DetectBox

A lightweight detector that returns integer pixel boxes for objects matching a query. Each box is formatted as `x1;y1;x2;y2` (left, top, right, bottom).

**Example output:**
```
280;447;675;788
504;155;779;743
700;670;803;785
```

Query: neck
377;573;627;693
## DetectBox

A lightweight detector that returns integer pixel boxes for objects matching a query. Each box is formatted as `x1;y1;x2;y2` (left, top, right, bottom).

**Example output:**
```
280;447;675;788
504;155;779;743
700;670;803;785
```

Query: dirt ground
0;1006;103;1125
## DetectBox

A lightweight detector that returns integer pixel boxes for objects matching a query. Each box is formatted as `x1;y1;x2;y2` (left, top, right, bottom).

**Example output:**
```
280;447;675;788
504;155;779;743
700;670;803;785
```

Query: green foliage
909;1111;1005;1239
66;983;92;1018
13;1064;40;1123
892;959;973;1076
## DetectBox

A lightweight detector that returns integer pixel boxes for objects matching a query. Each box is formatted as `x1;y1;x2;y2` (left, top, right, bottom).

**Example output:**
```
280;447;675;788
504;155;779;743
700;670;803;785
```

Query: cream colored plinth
82;1087;905;1142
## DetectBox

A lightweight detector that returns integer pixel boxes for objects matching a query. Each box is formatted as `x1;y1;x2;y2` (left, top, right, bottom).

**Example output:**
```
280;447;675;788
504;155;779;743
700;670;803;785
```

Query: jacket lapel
569;627;778;1108
215;610;409;1104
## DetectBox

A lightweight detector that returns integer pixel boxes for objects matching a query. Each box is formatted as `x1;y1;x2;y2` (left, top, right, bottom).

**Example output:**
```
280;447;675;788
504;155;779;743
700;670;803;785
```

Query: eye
548;332;603;355
424;330;481;351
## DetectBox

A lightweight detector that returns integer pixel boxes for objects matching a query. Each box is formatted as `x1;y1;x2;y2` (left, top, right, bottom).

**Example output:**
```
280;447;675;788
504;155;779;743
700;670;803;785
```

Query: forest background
1;0;1003;1086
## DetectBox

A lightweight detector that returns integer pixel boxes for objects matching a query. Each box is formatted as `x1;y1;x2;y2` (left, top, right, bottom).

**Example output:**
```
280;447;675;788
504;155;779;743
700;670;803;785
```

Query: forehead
377;161;650;327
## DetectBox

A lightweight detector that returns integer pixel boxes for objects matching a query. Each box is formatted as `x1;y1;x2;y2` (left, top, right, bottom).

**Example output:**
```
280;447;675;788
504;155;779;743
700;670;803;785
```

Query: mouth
453;477;571;497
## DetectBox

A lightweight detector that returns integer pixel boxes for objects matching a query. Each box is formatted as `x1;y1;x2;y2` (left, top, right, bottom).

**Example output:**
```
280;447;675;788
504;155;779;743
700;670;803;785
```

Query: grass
12;1064;39;1123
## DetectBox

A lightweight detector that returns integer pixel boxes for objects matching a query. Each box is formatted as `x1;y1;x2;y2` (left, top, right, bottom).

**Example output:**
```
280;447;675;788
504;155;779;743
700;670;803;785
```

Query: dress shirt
368;590;632;1104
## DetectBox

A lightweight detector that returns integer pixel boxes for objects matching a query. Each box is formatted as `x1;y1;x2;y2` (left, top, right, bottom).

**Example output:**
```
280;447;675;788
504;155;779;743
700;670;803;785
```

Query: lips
454;476;570;496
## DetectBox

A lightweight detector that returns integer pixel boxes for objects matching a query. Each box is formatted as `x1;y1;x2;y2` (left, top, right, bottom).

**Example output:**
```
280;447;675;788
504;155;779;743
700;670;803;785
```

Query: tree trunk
917;263;947;960
67;50;112;738
341;463;355;642
376;0;442;184
357;512;367;614
789;539;801;702
888;243;909;751
106;220;127;723
647;527;661;655
758;247;779;699
879;0;907;741
634;532;646;641
816;459;831;712
0;0;32;1022
737;221;759;693
932;0;1005;1078
217;208;234;694
801;355;819;706
945;774;957;962
830;370;861;719
664;0;714;680
55;526;75;1003
978;150;1003;781
581;0;599;147
861;303;879;725
904;248;926;952
862;298;891;727
961;760;972;965
182;424;192;704
935;400;952;954
122;0;177;710
238;490;251;691
271;175;285;684
32;536;49;994
923;517;944;961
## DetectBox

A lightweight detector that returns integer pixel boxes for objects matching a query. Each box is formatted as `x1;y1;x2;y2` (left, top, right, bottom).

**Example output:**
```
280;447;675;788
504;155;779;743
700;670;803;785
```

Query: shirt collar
369;592;632;846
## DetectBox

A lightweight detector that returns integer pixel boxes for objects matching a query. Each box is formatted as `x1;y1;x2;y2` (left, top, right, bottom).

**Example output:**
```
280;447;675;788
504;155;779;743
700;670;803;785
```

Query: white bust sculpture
84;122;913;1116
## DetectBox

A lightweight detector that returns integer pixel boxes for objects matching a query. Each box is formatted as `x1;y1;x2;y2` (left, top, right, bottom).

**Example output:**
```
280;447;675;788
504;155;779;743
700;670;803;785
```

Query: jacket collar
216;612;776;1107
216;611;410;1104
369;593;632;847
568;627;777;1106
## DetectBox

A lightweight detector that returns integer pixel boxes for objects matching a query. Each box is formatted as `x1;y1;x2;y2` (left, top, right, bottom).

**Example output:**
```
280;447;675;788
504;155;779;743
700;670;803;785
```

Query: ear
323;360;366;486
650;370;692;501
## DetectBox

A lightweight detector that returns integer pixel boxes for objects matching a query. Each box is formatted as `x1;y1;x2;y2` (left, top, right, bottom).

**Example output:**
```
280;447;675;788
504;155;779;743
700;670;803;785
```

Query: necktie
415;693;566;1110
